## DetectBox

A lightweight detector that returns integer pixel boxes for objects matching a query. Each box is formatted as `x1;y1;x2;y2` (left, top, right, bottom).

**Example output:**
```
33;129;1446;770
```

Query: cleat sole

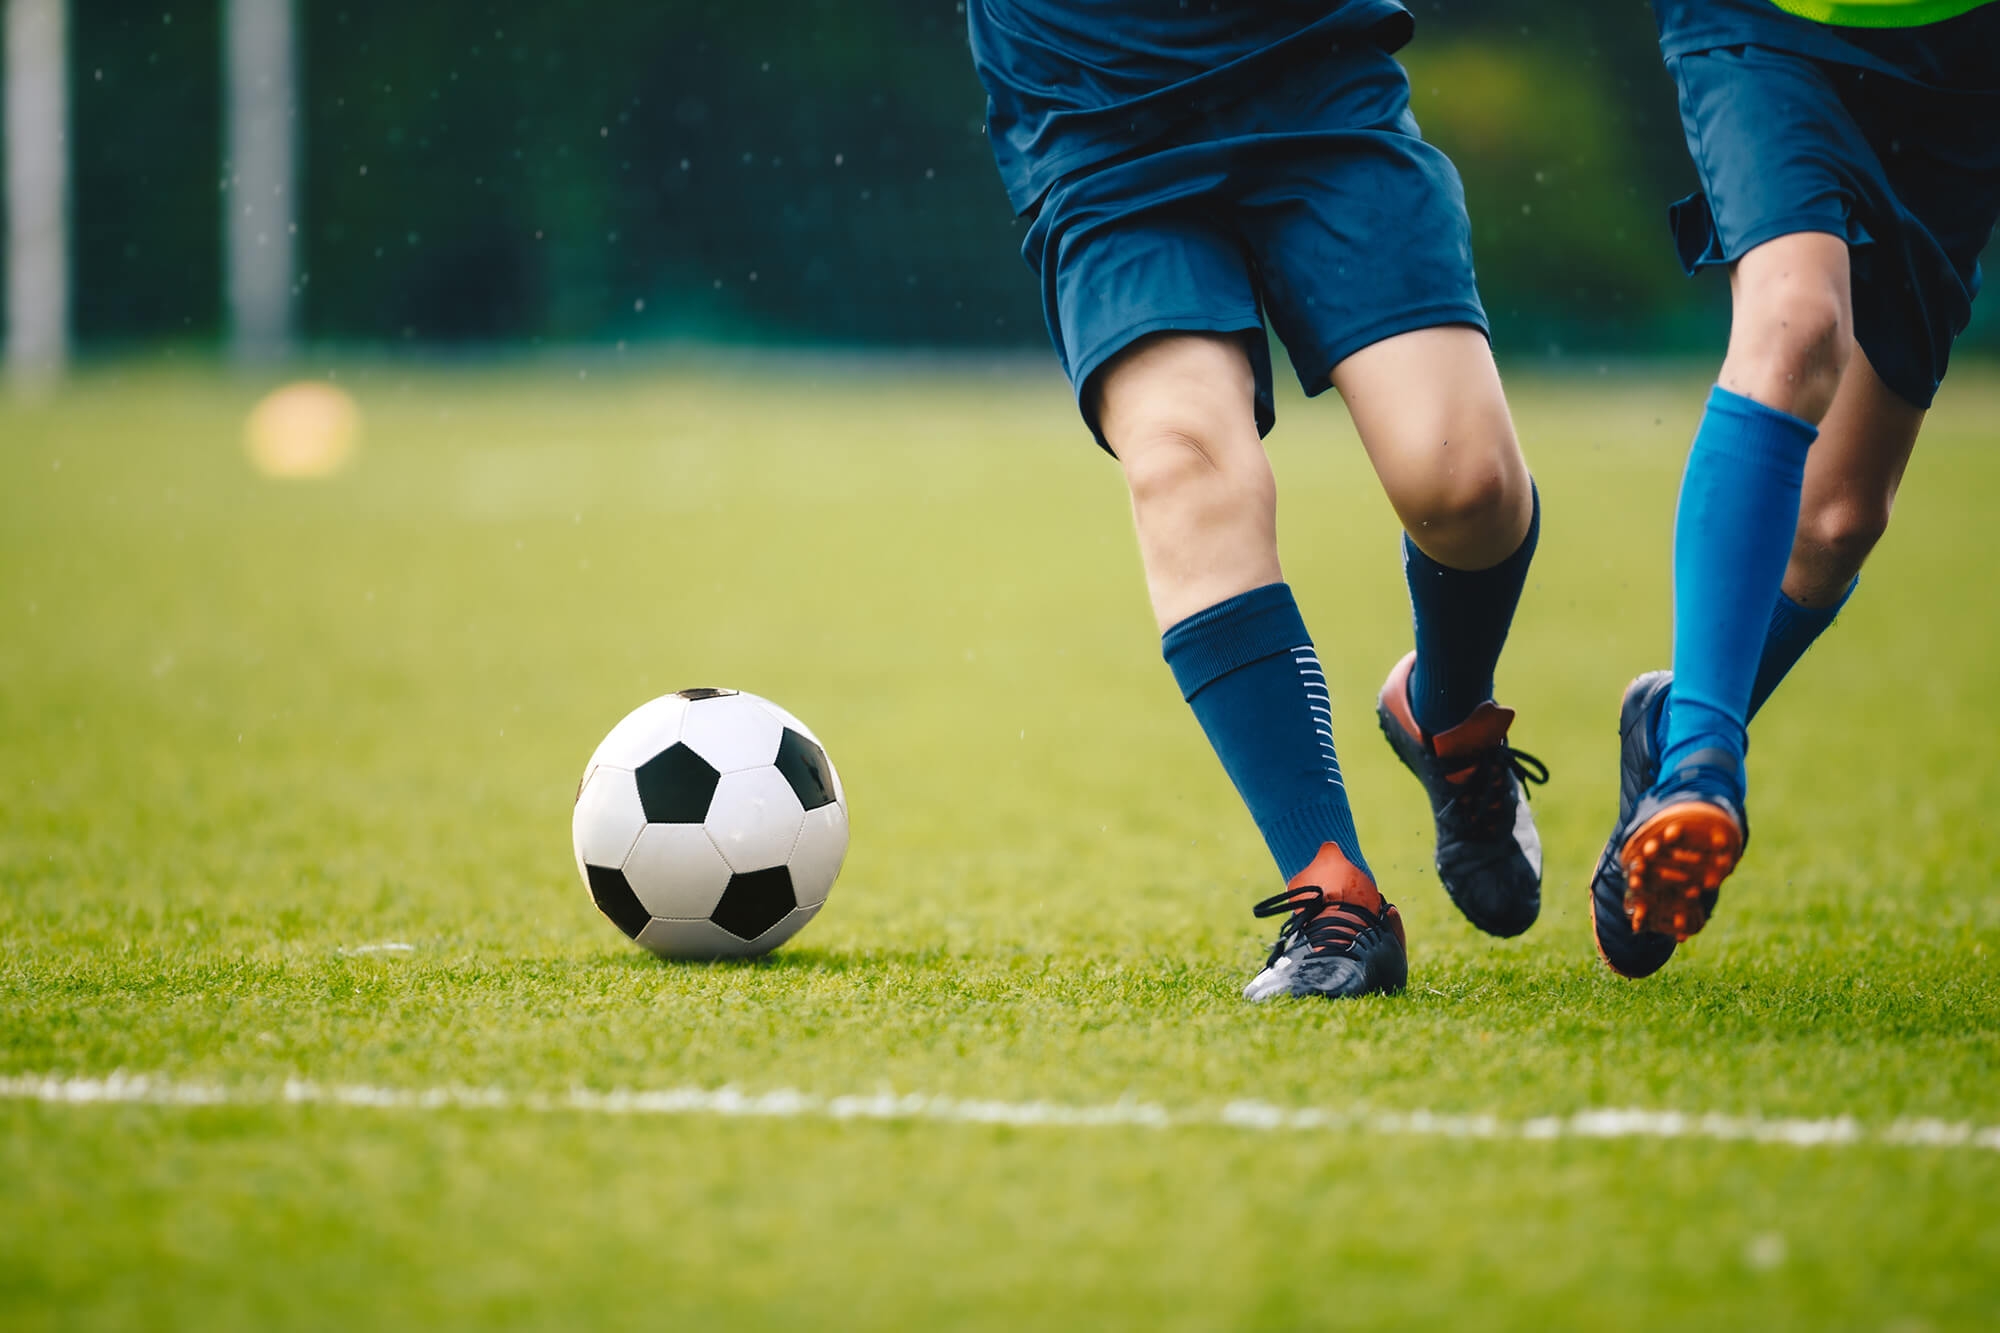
1618;800;1743;943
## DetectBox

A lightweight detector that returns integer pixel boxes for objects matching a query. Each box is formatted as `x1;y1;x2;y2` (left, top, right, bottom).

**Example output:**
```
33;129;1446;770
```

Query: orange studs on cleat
1618;799;1745;942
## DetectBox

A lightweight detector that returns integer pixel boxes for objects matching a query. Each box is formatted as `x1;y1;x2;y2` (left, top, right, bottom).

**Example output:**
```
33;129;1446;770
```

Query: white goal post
5;0;67;389
225;0;298;364
4;0;301;384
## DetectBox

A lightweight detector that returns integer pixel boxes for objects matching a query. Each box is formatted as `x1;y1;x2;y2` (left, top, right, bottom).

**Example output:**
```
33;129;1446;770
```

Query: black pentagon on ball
634;742;720;824
675;687;737;700
773;728;836;811
710;866;796;941
585;864;652;940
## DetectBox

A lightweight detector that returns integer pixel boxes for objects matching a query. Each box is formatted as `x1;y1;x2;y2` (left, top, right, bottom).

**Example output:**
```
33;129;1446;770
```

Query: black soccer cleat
1242;842;1407;1002
1377;652;1549;938
1590;672;1748;978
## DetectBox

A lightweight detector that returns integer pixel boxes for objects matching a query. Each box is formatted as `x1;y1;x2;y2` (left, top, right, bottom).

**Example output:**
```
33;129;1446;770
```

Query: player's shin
1402;482;1540;736
1161;583;1370;885
1657;387;1816;800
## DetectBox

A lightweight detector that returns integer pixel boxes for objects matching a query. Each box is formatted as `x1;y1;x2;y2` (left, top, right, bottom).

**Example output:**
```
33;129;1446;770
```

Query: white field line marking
4;1072;1999;1152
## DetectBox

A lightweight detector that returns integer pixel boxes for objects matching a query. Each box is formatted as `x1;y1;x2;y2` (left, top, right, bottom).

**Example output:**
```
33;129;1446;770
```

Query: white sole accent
3;1072;1996;1153
1511;776;1544;878
1241;955;1296;1002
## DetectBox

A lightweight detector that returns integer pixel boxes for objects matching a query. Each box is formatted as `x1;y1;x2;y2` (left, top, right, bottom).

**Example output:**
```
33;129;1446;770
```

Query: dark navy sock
1748;579;1856;721
1658;387;1817;800
1162;583;1369;883
1403;483;1540;735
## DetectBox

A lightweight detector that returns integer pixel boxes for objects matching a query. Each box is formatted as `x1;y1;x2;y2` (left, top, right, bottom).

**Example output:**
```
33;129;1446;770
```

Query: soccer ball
572;688;848;959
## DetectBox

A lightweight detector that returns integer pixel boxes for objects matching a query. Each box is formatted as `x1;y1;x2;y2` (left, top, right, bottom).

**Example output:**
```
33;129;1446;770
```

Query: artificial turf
2;360;1997;1330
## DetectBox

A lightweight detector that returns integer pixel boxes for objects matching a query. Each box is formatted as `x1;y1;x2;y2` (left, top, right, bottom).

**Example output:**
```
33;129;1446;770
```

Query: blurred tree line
56;0;1999;355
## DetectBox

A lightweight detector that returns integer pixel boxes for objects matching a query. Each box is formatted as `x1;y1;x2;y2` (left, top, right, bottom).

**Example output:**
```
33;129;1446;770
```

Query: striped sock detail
1292;647;1346;794
1160;583;1372;884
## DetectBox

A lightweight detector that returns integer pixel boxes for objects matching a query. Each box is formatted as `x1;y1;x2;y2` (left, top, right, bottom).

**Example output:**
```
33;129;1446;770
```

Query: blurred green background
51;0;1996;359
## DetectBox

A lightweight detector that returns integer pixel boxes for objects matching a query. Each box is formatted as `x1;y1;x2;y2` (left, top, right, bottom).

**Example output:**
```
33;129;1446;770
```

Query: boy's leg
1637;345;1920;784
1098;331;1405;1002
1597;271;1925;977
1607;232;1847;955
1656;232;1852;786
1099;332;1283;633
1332;326;1548;938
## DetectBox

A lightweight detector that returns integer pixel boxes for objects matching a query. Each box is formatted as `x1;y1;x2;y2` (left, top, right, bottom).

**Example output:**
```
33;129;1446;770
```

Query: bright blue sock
1161;583;1369;883
1658;386;1817;801
1652;578;1858;752
1404;483;1540;734
1747;579;1856;721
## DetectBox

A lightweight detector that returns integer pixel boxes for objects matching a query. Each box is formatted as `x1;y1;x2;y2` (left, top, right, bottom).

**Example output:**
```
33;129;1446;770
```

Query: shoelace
1442;743;1549;841
1250;885;1391;969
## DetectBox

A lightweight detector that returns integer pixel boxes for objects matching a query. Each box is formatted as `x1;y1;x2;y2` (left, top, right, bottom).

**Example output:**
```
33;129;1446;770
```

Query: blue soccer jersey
1656;0;1999;83
965;0;1484;446
968;0;1411;213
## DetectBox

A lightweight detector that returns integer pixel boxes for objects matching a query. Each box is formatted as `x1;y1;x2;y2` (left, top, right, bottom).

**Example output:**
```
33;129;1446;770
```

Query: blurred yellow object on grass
244;381;361;479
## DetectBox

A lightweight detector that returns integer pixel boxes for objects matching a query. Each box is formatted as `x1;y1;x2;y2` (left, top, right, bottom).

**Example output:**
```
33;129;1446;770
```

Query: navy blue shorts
1021;43;1487;451
1667;42;2000;409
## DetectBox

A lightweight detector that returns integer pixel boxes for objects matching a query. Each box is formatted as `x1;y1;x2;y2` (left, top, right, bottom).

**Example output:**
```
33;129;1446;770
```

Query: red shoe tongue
1432;701;1516;759
1285;841;1384;915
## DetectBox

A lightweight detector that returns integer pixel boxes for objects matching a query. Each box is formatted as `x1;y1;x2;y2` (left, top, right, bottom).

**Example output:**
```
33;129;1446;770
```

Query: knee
1396;461;1515;544
1795;494;1891;577
1727;276;1853;419
1117;423;1274;525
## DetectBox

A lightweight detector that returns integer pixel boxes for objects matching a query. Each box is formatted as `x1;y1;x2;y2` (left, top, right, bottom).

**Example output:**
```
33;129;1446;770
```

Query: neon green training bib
1771;0;1997;26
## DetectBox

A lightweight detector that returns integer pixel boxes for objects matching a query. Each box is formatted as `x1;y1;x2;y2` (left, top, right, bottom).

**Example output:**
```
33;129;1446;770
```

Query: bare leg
1094;332;1279;631
1100;330;1388;963
1330;325;1533;569
1332;325;1544;937
1783;343;1924;607
1722;232;1854;423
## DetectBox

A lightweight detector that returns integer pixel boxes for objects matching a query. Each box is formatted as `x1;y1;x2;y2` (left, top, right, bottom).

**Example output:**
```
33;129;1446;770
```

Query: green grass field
4;359;1998;1330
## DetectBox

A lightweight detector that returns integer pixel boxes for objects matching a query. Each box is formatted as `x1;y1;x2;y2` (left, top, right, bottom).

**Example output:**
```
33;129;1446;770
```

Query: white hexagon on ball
622;823;733;919
679;692;783;773
706;767;805;873
587;694;688;772
789;803;848;908
572;766;647;873
573;688;849;961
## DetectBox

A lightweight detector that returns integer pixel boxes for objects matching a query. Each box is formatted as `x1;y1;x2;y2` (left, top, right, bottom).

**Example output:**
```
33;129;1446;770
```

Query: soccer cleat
1376;651;1549;938
1589;672;1678;977
1243;841;1407;1001
1620;783;1744;935
1590;673;1748;977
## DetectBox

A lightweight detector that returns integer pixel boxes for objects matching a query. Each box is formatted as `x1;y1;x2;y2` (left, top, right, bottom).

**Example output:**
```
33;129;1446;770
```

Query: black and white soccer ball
572;688;847;959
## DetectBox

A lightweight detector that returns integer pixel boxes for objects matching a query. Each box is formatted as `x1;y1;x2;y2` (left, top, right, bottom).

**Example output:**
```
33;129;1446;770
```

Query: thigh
1026;160;1270;453
1236;125;1488;402
1329;325;1532;562
1665;46;1872;274
1095;331;1266;467
1666;43;1990;410
1096;331;1282;630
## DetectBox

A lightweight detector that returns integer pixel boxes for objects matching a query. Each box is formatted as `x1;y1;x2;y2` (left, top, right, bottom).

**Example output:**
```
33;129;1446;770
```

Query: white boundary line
4;1072;1998;1152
